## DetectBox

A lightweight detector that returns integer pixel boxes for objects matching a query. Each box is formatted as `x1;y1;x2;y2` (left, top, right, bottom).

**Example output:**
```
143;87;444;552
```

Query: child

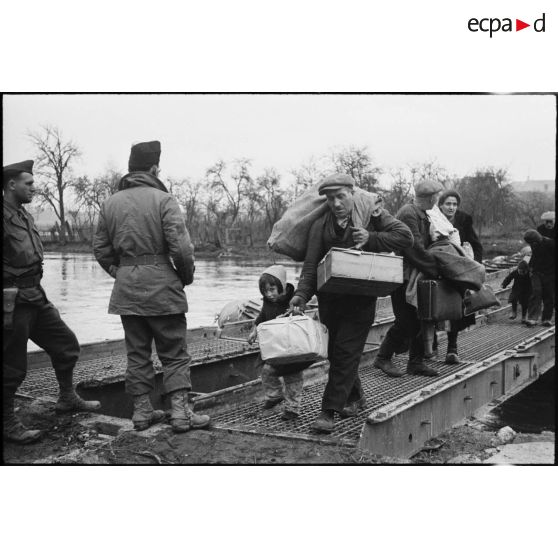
501;260;531;323
248;265;305;421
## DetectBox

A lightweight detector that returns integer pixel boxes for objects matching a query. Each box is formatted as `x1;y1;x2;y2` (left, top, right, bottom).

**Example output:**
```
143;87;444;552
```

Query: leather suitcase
417;279;463;321
317;248;403;297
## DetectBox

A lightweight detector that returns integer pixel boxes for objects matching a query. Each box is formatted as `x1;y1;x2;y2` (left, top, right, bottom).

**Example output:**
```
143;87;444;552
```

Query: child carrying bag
257;314;328;365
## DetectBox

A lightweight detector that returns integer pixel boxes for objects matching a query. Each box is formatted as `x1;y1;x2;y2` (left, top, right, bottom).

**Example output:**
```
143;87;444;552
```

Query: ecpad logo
468;13;546;37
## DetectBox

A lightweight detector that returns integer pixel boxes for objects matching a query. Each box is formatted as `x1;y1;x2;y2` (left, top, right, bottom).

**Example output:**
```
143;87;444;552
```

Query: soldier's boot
170;389;210;433
55;369;101;414
3;398;42;444
132;394;166;431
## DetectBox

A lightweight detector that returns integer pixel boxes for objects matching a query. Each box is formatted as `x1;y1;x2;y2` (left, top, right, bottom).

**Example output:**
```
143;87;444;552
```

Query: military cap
3;160;34;178
128;141;161;171
541;211;555;221
414;179;444;197
318;173;355;195
524;229;543;244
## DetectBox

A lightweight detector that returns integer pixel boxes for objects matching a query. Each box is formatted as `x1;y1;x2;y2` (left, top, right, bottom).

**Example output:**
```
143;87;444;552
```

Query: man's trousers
318;294;376;413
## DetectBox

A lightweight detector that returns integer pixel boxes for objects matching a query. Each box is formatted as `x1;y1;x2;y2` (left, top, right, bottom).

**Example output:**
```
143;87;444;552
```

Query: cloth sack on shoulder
267;187;383;261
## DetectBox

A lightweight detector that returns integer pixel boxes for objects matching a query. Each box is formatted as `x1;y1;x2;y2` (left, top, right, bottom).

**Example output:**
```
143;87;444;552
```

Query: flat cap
128;141;161;171
415;179;444;197
541;211;555;221
318;173;355;195
524;229;543;244
3;160;34;178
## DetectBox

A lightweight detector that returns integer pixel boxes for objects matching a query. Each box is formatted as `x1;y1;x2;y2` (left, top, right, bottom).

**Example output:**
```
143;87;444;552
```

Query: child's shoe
281;409;300;421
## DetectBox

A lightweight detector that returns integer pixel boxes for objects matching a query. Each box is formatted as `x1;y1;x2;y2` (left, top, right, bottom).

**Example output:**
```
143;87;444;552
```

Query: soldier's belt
119;254;171;266
3;274;42;288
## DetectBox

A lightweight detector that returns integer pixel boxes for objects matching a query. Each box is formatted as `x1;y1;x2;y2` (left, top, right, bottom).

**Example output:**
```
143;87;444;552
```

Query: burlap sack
267;187;382;261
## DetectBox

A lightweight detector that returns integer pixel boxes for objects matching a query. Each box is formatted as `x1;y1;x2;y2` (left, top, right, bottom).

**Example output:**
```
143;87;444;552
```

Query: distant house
510;179;555;194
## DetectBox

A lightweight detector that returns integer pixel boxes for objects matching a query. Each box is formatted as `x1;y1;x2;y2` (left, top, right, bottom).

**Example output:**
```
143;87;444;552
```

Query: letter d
534;13;545;32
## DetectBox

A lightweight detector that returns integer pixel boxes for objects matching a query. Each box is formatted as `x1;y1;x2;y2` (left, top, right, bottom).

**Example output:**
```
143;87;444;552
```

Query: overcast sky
3;94;556;187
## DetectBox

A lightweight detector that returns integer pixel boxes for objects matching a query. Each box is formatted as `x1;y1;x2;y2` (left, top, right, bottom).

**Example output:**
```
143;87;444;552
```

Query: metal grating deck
19;338;254;399
211;323;551;443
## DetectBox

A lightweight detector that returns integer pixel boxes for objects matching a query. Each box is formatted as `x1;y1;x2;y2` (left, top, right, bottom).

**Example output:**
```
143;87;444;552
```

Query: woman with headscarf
435;189;484;363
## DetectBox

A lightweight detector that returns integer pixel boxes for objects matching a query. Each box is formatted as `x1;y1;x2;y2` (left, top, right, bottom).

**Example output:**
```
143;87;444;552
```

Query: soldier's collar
3;198;23;214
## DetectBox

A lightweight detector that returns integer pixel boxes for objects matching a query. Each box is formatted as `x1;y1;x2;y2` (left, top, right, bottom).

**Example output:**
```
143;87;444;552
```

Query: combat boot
170;389;210;433
55;369;101;414
55;388;101;414
132;394;166;431
3;399;42;444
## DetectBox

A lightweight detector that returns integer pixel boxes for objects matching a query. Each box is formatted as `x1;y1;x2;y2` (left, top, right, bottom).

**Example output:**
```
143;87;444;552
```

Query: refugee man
3;160;100;444
289;173;413;433
373;179;443;379
537;211;555;240
93;141;210;432
523;229;555;327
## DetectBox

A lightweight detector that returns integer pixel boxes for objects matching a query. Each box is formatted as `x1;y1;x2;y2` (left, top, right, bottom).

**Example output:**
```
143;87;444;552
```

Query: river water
34;253;301;348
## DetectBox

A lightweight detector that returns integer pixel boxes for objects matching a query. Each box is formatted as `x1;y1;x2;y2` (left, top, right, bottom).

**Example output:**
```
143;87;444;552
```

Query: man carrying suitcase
373;179;443;379
289;173;413;433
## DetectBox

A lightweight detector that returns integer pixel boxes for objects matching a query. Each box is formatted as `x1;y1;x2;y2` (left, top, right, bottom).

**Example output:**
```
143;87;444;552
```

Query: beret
318;173;355;195
128;141;161;170
3;160;34;177
524;229;543;243
541;211;555;221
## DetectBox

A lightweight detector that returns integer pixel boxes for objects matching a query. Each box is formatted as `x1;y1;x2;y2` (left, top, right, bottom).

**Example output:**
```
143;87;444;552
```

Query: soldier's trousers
3;301;80;400
527;273;555;322
120;314;192;396
318;294;376;413
377;283;425;362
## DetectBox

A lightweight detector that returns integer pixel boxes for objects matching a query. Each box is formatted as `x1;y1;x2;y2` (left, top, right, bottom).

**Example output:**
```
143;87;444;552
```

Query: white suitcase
257;315;328;365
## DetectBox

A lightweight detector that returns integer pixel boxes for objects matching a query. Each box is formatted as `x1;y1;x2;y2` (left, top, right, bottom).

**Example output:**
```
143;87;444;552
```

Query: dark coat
395;203;438;280
451;210;483;263
254;283;295;326
537;224;555;240
295;208;413;302
529;237;555;277
502;269;532;305
93;172;195;316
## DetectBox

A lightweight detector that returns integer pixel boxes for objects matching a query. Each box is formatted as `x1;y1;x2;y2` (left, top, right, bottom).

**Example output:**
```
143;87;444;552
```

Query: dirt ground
3;397;553;465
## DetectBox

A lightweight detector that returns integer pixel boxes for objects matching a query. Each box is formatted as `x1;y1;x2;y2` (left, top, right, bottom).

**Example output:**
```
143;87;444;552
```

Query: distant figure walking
501;260;531;323
522;229;555;327
537;211;555;240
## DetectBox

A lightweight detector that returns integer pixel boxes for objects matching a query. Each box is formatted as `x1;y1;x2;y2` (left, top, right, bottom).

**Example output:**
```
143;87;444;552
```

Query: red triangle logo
516;19;530;31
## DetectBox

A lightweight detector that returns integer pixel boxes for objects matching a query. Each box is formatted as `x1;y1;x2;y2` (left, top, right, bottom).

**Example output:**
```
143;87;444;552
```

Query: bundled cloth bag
267;187;383;261
427;239;486;291
463;284;501;316
216;298;261;328
257;314;328;365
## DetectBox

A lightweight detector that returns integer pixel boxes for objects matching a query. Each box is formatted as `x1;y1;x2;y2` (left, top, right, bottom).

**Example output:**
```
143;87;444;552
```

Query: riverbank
43;242;275;259
3;395;554;465
42;231;527;260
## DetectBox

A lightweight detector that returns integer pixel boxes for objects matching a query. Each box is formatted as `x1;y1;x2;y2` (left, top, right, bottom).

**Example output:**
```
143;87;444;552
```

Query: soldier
3;160;100;444
93;141;210;432
289;173;413;433
373;179;443;378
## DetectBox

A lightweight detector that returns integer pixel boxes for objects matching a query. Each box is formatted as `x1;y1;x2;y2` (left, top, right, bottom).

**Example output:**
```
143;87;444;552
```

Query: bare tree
169;177;203;235
290;156;325;199
255;168;287;232
74;168;121;222
206;159;253;226
382;167;414;215
330;145;382;192
28;125;81;244
516;191;555;229
455;168;519;239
